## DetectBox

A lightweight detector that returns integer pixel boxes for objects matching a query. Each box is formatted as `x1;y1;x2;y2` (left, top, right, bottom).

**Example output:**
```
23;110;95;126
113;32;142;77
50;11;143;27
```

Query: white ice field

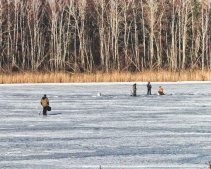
1;82;211;169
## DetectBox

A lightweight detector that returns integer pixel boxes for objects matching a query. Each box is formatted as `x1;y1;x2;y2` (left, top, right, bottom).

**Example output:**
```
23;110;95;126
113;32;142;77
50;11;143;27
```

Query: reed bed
0;70;210;84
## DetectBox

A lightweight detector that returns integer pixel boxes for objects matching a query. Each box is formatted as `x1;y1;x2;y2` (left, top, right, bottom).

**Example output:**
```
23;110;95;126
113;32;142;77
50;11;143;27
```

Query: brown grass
0;70;211;84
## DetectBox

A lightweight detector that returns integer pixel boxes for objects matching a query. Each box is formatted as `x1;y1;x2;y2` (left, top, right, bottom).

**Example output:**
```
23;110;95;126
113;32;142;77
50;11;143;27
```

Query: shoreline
0;70;211;84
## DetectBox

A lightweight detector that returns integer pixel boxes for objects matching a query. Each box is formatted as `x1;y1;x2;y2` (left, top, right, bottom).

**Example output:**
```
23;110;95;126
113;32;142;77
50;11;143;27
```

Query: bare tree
0;0;211;73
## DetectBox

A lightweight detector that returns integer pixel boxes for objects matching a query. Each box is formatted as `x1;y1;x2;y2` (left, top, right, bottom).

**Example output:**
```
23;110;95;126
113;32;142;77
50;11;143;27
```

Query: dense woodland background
0;0;211;73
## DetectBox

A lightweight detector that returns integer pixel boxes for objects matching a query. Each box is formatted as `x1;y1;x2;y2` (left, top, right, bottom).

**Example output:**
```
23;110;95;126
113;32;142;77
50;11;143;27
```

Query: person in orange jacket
157;86;165;95
41;94;51;115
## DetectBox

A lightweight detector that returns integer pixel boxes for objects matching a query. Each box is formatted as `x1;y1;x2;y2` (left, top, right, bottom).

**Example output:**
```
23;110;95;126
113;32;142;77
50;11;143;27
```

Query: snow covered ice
0;82;211;169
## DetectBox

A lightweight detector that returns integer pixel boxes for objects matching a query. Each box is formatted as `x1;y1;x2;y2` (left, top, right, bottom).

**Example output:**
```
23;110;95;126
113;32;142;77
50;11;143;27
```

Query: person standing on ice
147;82;152;95
132;83;137;96
41;94;51;115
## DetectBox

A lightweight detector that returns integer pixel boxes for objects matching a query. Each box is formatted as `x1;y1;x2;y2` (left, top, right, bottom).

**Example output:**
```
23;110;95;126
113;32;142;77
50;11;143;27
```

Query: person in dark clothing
132;83;137;96
147;82;152;95
40;94;51;115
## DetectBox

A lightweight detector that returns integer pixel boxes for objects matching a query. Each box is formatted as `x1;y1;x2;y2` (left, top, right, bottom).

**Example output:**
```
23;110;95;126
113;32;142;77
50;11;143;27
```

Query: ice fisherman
147;82;152;95
157;86;165;95
40;94;51;115
132;83;137;96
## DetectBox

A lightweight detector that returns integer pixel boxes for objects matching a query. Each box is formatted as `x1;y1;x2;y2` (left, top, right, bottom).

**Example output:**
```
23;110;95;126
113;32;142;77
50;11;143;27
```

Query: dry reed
0;70;210;84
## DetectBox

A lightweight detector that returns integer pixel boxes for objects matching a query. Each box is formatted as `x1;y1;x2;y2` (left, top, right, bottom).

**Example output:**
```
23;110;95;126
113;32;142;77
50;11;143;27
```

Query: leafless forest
0;0;210;73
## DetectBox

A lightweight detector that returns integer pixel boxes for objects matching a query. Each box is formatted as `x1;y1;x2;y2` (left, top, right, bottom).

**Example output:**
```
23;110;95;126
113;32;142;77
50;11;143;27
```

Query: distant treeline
0;0;211;72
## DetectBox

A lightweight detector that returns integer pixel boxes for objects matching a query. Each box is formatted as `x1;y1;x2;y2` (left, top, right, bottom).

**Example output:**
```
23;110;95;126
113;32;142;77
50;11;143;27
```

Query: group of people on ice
40;82;165;116
132;82;164;96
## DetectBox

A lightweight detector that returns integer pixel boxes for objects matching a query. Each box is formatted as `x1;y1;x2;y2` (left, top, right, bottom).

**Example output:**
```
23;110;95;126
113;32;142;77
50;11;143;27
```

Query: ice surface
0;82;211;169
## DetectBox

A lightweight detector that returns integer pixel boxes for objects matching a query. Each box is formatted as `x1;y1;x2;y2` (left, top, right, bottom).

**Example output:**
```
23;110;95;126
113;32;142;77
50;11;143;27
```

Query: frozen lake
0;82;211;169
